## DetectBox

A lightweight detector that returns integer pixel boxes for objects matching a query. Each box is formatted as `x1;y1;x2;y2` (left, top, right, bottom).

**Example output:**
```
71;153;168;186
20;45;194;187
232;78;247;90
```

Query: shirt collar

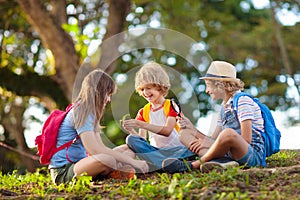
222;91;241;107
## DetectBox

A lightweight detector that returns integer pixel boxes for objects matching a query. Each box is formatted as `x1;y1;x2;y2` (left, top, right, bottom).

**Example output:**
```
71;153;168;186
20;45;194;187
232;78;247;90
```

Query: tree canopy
0;0;299;172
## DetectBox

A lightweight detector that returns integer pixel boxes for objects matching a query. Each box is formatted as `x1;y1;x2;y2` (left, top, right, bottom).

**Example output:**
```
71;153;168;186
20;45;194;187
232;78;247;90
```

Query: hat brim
199;76;240;83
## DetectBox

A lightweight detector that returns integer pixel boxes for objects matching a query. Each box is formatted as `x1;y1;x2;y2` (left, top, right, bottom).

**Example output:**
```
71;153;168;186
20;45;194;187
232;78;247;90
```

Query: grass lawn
1;149;299;199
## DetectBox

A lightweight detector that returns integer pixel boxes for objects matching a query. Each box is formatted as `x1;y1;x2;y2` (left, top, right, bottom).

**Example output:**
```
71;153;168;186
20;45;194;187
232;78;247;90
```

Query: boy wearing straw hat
163;60;265;173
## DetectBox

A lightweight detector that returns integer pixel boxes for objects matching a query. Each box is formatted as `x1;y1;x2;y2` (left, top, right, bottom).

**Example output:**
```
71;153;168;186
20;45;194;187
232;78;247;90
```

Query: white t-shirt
136;103;184;148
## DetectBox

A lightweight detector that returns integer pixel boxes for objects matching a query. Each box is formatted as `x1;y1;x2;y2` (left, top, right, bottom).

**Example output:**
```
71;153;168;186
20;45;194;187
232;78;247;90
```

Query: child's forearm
142;123;173;137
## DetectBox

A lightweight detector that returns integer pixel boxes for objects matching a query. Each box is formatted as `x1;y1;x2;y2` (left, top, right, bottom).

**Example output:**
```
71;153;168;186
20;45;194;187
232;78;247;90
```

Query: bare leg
179;129;198;147
179;129;214;156
191;128;249;169
73;154;117;177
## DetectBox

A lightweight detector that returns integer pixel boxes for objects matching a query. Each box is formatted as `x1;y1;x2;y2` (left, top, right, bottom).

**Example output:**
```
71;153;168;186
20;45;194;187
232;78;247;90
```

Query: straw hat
200;61;240;83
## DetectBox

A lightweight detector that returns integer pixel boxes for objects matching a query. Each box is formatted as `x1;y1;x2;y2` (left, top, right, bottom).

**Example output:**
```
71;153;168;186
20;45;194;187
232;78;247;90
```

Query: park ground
0;149;300;199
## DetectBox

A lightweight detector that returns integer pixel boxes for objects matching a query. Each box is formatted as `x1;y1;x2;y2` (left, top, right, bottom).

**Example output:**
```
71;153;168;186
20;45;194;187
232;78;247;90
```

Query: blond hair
208;79;244;96
73;69;116;130
135;61;170;97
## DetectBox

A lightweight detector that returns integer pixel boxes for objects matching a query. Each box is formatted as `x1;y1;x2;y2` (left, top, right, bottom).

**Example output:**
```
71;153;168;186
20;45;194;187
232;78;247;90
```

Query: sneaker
162;158;192;173
200;160;239;173
108;165;135;180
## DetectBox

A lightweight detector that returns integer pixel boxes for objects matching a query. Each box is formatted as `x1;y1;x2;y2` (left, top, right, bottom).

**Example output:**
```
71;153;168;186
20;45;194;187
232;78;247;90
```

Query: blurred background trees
0;0;299;173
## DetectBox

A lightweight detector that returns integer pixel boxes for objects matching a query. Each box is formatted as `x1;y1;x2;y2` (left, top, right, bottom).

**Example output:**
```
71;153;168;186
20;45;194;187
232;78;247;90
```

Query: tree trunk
270;1;292;75
10;0;132;173
18;0;79;101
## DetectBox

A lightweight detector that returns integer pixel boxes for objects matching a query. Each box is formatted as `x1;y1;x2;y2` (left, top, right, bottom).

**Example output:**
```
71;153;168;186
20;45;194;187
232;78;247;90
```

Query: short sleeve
135;108;145;121
76;114;95;134
237;96;255;122
167;104;177;118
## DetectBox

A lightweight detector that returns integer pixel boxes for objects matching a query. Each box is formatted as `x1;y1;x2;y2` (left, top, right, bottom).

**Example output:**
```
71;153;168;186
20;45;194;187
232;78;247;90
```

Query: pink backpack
35;104;79;165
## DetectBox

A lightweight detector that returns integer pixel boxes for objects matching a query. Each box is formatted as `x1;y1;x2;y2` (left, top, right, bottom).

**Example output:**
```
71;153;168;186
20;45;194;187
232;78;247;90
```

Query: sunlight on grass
0;150;299;199
266;150;298;167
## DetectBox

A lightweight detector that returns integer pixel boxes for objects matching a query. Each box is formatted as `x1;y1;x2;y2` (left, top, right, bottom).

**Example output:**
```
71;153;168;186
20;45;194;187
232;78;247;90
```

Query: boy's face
139;84;163;104
205;80;225;101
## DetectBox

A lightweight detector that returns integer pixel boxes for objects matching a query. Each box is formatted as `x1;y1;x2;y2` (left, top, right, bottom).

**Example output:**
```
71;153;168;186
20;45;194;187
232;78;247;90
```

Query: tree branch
0;67;68;108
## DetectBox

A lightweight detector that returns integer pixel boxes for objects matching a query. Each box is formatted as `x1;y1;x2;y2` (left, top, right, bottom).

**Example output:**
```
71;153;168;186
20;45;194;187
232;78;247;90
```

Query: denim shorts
50;163;76;184
236;144;264;167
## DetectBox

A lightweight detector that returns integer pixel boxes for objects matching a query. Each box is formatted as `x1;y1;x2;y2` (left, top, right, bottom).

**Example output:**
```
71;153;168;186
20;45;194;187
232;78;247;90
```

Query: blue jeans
236;144;264;167
126;134;196;171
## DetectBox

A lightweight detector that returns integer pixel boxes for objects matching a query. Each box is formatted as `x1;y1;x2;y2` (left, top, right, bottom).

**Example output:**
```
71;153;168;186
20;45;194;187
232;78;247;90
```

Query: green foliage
62;23;89;60
0;150;299;199
0;168;93;198
125;0;298;113
266;149;298;167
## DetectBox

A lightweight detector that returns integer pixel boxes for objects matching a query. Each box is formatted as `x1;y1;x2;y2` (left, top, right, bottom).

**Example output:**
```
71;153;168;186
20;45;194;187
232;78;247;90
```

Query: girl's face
205;80;225;101
140;84;164;104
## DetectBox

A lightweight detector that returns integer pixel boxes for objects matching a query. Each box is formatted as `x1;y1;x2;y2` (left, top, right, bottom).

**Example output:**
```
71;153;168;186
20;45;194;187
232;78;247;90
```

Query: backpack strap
53;104;80;163
232;92;253;112
65;103;75;112
54;135;80;154
142;102;151;123
142;99;180;132
65;135;80;163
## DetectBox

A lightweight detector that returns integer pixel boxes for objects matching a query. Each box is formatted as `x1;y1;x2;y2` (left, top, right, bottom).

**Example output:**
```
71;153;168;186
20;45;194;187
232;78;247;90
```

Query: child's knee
218;128;239;143
126;134;144;146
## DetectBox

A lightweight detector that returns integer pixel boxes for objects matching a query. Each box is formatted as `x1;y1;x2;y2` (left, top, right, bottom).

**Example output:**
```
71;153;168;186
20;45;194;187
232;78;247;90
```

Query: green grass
0;150;299;199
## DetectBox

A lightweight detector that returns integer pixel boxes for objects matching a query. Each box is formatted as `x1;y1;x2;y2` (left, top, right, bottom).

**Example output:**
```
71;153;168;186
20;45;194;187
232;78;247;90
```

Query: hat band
204;73;232;79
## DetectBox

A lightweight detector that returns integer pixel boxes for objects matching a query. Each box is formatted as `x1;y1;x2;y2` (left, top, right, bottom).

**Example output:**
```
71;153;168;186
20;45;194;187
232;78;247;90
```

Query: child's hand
122;119;142;134
189;137;213;155
189;139;203;154
177;116;194;130
123;119;143;129
120;114;138;134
